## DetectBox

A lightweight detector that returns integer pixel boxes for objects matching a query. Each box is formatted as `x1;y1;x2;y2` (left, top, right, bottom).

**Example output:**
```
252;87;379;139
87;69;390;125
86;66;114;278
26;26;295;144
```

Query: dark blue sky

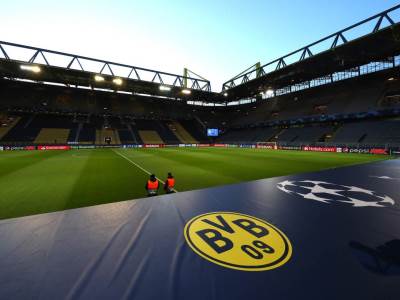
1;0;398;90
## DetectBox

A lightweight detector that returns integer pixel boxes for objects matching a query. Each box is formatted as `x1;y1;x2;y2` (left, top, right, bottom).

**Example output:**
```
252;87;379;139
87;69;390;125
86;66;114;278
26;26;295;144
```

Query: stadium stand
78;123;96;144
118;126;137;144
167;121;198;144
95;129;121;145
179;120;206;142
156;121;181;144
34;128;70;144
134;119;169;144
2;115;42;143
0;49;399;149
332;119;400;145
276;125;333;143
217;127;280;143
138;130;164;144
0;114;20;140
226;71;391;127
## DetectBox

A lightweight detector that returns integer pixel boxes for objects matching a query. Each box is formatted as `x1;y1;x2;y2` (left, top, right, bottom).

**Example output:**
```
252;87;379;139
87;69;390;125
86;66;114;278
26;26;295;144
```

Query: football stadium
1;1;400;299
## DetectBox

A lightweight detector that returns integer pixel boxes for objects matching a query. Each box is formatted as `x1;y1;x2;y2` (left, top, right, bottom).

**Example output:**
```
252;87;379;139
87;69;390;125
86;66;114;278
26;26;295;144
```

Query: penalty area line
113;150;178;192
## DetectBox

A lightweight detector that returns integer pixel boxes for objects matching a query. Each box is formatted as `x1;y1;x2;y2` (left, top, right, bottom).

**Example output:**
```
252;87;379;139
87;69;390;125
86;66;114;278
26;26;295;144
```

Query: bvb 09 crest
184;212;292;271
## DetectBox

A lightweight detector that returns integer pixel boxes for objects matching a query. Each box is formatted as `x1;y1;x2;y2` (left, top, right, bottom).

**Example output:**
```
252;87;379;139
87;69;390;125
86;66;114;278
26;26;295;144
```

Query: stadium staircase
269;129;286;142
126;124;138;143
132;119;178;144
168;121;198;143
194;116;207;132
130;121;143;144
138;130;164;144
116;118;138;144
118;129;134;144
128;123;142;143
179;120;207;142
322;124;342;142
358;134;367;143
1;115;42;143
74;123;83;143
95;129;121;145
78;124;96;144
34;128;70;144
118;127;137;144
157;121;180;144
0;115;20;140
24;115;35;129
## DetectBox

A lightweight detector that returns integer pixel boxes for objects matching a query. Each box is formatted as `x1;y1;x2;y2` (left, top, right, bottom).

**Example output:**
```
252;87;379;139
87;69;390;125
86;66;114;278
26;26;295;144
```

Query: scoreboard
207;128;219;137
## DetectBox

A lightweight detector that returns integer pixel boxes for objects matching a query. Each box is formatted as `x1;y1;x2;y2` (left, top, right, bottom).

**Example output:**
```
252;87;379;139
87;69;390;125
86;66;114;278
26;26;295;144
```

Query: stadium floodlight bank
0;41;225;103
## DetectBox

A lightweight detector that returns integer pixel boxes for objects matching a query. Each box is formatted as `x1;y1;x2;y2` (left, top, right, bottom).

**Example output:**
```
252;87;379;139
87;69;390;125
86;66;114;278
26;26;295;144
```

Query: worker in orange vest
164;172;175;194
145;174;159;196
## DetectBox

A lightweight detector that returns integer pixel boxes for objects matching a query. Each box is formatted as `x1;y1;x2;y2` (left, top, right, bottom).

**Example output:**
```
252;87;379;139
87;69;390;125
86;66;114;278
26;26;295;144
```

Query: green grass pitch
0;147;389;220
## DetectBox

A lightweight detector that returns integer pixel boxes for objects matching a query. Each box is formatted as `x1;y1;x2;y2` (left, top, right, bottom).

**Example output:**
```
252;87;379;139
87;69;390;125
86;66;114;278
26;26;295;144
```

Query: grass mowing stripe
113;149;178;192
65;149;148;210
0;150;89;219
0;148;388;220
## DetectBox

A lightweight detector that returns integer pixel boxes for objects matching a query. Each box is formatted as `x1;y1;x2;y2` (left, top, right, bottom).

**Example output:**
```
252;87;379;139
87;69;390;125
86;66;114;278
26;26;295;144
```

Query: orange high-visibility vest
147;180;159;190
167;178;175;188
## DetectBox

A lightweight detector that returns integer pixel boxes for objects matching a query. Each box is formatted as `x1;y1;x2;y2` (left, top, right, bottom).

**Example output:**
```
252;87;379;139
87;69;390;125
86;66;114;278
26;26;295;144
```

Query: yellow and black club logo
184;212;292;271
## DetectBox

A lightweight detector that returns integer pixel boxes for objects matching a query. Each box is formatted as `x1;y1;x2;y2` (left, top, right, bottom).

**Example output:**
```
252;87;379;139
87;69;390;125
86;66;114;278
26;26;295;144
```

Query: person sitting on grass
164;172;175;194
145;174;159;197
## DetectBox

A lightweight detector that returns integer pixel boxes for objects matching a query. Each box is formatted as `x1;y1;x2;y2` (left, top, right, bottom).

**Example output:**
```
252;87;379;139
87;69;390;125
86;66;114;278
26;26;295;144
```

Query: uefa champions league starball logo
277;180;395;207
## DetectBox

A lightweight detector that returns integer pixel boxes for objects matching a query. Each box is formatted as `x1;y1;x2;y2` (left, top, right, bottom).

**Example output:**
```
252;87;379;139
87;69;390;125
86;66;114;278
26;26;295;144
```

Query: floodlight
20;65;41;73
182;89;191;95
94;75;104;82
113;78;123;85
159;85;171;91
266;89;274;96
223;92;228;97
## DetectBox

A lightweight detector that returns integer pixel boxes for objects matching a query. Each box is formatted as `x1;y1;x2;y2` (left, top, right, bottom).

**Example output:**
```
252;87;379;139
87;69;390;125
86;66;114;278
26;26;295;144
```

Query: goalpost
256;142;278;149
390;149;400;157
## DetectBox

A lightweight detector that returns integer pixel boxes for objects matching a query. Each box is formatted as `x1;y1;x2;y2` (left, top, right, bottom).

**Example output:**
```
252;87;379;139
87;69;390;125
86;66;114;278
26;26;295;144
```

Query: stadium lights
20;65;41;73
113;78;123;85
223;92;228;97
266;89;274;96
94;75;104;82
182;89;191;95
159;85;171;91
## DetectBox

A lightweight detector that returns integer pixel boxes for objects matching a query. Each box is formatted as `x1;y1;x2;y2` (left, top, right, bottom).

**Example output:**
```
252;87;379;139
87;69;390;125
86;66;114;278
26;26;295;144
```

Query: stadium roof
0;5;399;104
223;4;400;100
0;41;225;102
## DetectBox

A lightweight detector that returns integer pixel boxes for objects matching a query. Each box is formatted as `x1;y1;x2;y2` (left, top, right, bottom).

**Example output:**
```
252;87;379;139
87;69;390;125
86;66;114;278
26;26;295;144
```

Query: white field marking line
113;150;178;192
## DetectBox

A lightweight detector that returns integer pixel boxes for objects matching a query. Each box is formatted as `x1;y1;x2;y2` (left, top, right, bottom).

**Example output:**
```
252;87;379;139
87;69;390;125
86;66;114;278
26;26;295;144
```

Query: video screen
207;128;219;137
